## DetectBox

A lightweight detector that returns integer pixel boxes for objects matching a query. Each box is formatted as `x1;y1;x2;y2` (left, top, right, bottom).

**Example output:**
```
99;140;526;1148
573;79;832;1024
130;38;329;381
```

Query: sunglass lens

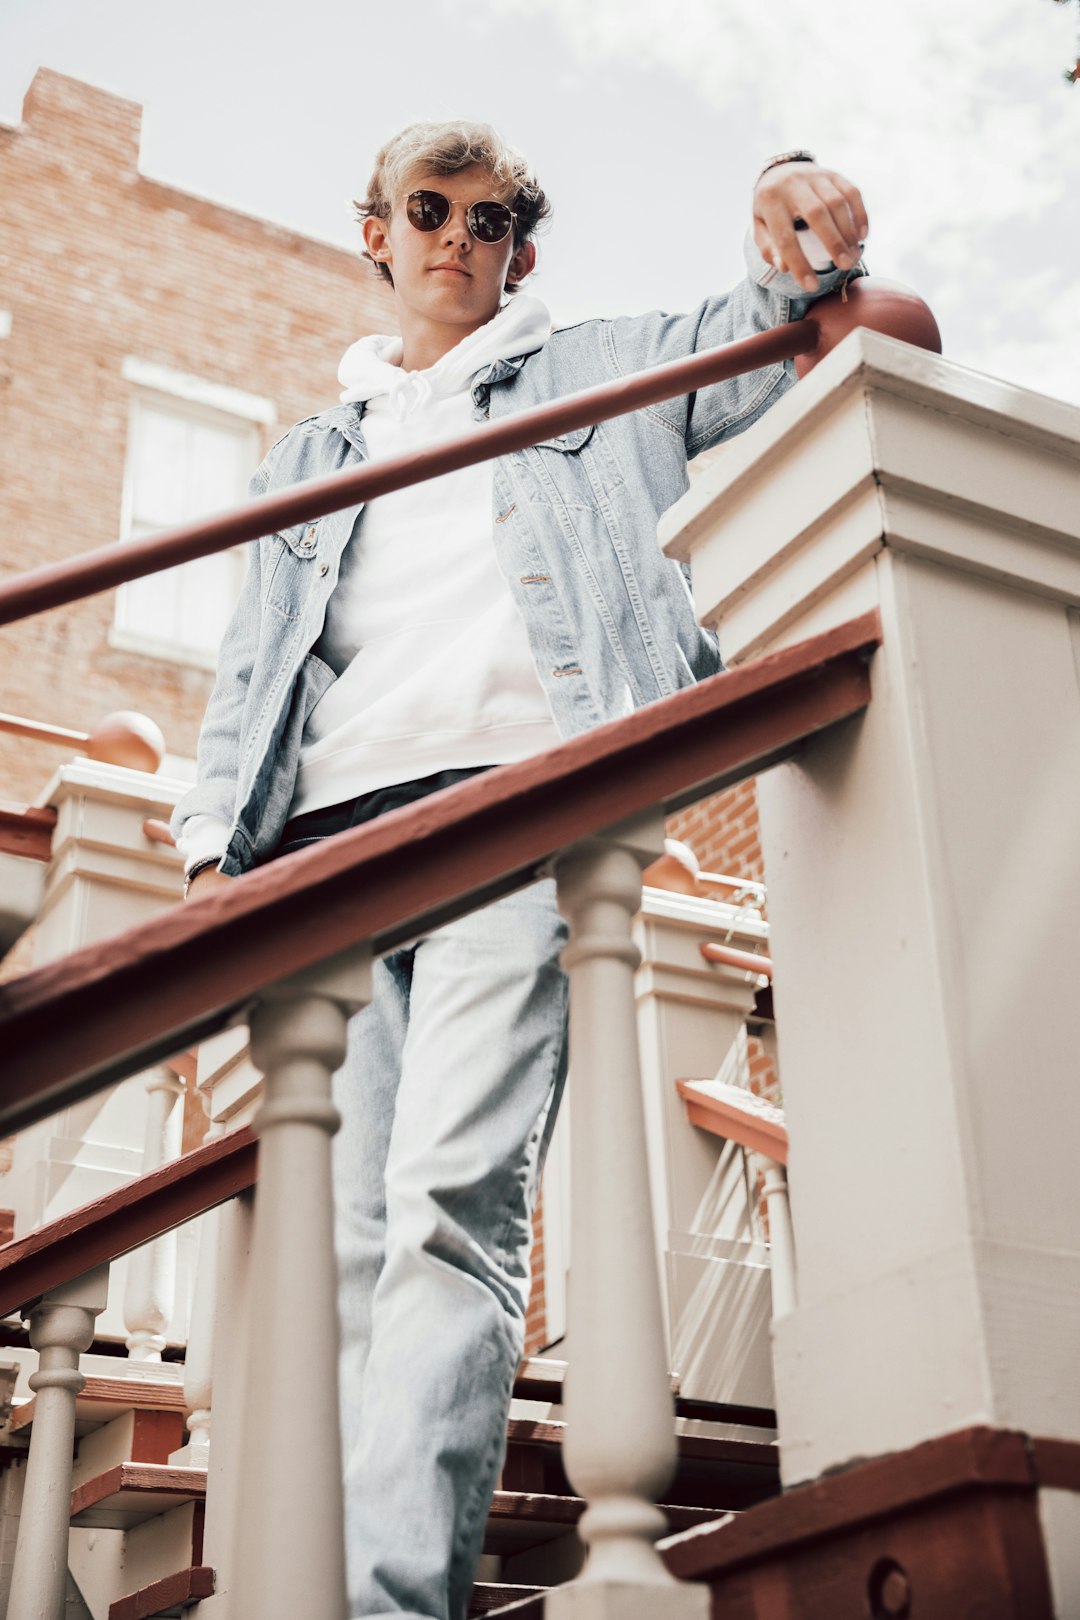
467;201;514;244
406;191;450;232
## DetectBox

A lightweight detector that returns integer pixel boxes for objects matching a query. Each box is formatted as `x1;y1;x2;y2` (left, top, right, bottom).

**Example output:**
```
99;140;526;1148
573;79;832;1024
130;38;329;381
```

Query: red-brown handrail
0;611;880;1138
0;1127;257;1319
0;279;939;629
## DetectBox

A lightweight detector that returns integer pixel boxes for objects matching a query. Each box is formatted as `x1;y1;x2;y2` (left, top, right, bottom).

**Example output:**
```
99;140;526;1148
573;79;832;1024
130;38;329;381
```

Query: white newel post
6;1266;110;1620
663;328;1080;1605
551;810;709;1620
231;944;372;1620
123;1062;185;1361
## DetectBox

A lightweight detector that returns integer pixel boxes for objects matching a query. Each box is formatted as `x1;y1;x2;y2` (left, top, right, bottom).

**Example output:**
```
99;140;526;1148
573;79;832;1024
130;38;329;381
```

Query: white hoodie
178;296;562;873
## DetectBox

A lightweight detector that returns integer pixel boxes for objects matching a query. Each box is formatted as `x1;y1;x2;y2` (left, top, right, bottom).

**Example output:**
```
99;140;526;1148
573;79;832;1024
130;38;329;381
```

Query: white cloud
471;0;1080;396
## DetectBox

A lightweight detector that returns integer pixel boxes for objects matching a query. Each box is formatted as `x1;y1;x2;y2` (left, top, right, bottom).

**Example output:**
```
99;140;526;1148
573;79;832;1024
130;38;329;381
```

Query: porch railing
0;279;932;1620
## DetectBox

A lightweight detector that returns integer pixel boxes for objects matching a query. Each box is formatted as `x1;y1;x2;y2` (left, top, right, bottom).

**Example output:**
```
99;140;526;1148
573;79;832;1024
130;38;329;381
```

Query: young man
173;122;869;1620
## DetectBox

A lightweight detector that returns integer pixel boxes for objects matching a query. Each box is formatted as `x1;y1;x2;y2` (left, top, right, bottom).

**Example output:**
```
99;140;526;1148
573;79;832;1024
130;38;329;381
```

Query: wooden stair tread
468;1581;544;1616
512;1356;777;1432
483;1488;723;1555
12;1374;186;1437
505;1416;777;1468
71;1462;207;1529
108;1565;214;1620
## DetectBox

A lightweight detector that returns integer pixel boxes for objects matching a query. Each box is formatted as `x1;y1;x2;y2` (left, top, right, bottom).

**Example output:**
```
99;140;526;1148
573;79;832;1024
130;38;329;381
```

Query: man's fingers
754;193;817;288
790;178;863;262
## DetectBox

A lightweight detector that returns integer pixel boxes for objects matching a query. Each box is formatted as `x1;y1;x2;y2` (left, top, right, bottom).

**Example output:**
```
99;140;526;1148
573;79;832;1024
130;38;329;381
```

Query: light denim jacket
172;233;865;876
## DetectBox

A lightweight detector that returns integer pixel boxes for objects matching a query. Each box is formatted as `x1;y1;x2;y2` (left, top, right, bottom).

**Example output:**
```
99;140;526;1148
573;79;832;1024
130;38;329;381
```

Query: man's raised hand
752;160;869;293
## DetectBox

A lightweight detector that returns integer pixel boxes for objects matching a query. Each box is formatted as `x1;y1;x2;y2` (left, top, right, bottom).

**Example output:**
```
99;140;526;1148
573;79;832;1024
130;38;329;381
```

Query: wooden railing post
230;944;371;1620
552;809;709;1618
6;1264;110;1620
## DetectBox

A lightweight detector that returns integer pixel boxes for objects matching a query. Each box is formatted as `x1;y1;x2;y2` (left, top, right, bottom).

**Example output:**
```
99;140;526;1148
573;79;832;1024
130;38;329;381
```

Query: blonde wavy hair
354;120;552;295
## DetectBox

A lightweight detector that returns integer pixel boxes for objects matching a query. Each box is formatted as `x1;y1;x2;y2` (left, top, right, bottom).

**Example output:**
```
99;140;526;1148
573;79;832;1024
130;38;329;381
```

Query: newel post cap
795;277;942;377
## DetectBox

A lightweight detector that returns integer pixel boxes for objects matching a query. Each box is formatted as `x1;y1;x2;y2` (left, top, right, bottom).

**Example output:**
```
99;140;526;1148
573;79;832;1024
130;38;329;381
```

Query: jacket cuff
742;227;866;305
176;812;231;876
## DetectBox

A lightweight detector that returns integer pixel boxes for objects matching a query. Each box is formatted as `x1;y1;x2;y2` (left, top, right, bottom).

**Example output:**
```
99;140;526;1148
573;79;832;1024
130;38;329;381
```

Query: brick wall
0;68;396;801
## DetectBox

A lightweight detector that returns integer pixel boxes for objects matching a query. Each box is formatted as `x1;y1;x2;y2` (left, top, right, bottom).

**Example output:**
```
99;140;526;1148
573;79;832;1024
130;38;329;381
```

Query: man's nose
441;204;472;248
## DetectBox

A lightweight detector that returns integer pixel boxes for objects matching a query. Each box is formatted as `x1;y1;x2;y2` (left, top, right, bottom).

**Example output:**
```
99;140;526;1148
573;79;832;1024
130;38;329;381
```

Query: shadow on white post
123;1062;185;1361
6;1265;110;1620
230;944;372;1620
551;809;709;1620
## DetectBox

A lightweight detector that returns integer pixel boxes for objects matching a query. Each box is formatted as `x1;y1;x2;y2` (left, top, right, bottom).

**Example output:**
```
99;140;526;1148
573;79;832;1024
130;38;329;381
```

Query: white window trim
114;383;258;670
106;623;219;672
121;355;277;427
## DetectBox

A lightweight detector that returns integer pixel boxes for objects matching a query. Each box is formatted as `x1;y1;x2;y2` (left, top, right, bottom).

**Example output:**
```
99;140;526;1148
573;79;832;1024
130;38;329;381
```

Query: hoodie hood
337;294;552;422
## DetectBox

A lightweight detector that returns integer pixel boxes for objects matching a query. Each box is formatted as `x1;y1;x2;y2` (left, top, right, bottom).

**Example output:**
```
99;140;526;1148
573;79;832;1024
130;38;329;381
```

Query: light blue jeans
272;769;570;1619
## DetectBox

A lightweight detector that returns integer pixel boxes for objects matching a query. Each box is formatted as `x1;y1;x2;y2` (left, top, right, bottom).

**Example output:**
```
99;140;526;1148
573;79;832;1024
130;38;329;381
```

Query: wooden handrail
0;325;819;628
0;802;57;863
0;611;879;1138
0;281;939;631
0;1126;256;1318
700;941;774;979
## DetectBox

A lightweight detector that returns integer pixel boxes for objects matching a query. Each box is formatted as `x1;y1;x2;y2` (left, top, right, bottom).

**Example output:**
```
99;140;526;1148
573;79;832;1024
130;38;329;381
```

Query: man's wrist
755;149;817;187
183;856;225;897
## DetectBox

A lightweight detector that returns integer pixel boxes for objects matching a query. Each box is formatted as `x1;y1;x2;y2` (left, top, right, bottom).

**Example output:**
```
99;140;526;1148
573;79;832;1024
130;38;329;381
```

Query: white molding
107;622;218;673
121;356;277;426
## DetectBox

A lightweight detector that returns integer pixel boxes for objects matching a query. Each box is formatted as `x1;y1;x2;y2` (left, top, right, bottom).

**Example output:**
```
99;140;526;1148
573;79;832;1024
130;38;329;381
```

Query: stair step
70;1462;207;1529
12;1374;186;1439
108;1565;214;1620
469;1582;544;1615
502;1418;778;1510
512;1358;777;1431
483;1488;722;1556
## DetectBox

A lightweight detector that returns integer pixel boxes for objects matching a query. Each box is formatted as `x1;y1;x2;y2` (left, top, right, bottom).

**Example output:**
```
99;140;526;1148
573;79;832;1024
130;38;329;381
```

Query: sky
3;0;1080;404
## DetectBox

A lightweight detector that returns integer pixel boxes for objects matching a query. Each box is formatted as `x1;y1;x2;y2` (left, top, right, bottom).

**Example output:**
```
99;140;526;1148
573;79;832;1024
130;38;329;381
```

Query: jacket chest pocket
527;421;624;509
263;523;322;618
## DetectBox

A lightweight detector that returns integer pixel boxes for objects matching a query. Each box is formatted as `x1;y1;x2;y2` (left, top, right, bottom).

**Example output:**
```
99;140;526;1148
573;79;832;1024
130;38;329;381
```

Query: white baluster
552;810;708;1620
169;1109;223;1467
750;1151;797;1320
123;1062;185;1361
7;1265;110;1620
231;944;371;1620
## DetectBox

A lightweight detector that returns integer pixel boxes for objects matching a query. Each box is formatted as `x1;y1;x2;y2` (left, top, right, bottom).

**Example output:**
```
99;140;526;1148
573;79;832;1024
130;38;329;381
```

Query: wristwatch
183;855;224;898
755;149;817;185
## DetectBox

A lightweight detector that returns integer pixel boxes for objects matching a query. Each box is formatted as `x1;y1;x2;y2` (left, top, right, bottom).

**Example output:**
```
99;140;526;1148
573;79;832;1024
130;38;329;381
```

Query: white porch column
123;1062;185;1361
6;1265;110;1620
231;944;372;1620
661;328;1080;1508
551;810;708;1620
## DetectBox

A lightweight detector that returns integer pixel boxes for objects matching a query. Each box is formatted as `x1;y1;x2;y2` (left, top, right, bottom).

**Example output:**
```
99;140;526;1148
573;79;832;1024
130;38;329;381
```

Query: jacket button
319;561;329;576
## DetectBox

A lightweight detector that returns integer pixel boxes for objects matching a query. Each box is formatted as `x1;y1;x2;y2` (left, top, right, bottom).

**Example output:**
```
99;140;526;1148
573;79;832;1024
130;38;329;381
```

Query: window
113;368;271;669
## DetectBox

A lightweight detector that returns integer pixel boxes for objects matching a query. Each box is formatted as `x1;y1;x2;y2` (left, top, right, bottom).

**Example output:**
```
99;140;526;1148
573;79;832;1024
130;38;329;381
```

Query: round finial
84;711;166;773
795;277;942;378
642;838;701;895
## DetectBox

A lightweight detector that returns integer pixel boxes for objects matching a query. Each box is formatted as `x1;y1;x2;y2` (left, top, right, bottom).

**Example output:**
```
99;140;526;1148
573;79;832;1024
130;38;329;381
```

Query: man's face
363;164;536;337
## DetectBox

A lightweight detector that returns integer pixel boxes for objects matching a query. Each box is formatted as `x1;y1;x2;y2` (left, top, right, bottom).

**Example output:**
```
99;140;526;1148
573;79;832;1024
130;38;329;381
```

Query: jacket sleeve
608;229;868;460
169;461;272;865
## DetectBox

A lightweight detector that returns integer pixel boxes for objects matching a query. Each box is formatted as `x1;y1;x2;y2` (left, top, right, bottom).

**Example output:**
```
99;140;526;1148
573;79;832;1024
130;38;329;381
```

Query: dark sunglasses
405;189;517;246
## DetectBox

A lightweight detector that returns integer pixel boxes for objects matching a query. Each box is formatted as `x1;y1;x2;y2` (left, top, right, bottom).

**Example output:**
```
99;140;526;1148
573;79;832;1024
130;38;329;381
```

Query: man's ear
363;214;391;264
506;240;537;286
